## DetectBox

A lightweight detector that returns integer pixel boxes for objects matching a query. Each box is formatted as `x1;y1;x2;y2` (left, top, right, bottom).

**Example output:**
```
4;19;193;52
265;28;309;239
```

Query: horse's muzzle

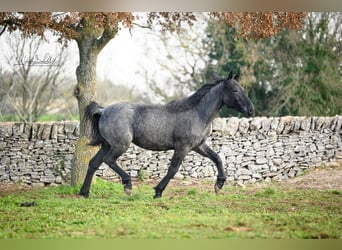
243;105;254;117
248;106;254;116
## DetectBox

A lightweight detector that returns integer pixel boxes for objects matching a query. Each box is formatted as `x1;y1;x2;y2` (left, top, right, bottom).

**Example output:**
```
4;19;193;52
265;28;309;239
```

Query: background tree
269;12;342;116
203;12;342;117
140;13;211;103
0;12;307;185
0;12;197;185
0;32;67;122
140;12;306;111
203;20;275;116
96;78;141;106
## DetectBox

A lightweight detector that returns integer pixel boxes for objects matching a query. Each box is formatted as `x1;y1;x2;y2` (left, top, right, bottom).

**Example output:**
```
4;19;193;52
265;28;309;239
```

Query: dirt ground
168;164;342;192
0;164;341;195
275;164;342;191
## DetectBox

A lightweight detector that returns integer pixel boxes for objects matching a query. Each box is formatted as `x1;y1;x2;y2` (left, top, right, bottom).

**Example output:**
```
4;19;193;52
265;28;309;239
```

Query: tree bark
71;16;118;186
71;35;99;186
74;36;99;135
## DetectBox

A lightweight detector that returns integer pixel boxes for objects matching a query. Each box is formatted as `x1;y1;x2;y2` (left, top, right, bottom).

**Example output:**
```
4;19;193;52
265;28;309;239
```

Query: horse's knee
215;156;223;166
89;156;99;166
87;162;98;173
87;155;104;174
102;156;114;166
166;166;181;179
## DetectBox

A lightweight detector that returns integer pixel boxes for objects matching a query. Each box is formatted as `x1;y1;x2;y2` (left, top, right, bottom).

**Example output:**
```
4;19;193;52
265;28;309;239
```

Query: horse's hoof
123;181;132;196
124;187;132;196
153;190;162;199
214;182;225;194
214;176;226;194
153;194;162;199
214;184;221;194
79;192;89;198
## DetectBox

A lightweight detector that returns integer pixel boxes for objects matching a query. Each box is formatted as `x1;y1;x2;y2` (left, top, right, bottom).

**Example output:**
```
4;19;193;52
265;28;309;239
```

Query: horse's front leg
194;143;226;193
154;149;189;199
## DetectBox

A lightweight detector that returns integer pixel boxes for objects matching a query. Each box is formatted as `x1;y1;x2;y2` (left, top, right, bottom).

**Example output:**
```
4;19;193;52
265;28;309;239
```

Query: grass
0;179;341;239
0;113;79;122
37;113;79;122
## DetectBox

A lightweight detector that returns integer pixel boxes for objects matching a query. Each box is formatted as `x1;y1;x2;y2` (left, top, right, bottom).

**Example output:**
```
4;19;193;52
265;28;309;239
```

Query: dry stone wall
0;116;341;186
0;122;78;186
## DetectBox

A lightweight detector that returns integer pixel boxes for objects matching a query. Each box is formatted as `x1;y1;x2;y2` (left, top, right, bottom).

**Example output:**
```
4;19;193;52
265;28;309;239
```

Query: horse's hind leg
79;144;110;197
103;147;132;196
194;143;226;193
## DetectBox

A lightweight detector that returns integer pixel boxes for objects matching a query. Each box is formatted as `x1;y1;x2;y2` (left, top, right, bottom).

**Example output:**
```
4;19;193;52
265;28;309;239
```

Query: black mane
165;80;222;112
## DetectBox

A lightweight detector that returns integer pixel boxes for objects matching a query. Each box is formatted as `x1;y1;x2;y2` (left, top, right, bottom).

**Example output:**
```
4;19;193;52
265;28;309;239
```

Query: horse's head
222;71;254;117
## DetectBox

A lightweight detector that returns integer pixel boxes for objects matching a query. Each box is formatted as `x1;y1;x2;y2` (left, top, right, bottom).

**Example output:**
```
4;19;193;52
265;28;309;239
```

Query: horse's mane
165;79;222;112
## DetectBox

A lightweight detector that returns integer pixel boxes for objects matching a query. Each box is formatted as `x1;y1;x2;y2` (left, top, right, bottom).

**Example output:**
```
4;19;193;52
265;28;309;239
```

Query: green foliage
138;169;146;182
0;113;79;122
0;114;21;122
203;20;275;117
37;113;79;122
0;179;341;239
203;12;342;117
269;13;342;116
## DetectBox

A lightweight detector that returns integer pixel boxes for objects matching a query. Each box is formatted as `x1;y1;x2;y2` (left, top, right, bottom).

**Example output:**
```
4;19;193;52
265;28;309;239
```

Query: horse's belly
132;135;173;151
132;127;174;151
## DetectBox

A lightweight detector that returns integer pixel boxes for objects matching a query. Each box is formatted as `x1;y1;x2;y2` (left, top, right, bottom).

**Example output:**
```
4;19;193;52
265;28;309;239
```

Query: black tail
83;101;105;146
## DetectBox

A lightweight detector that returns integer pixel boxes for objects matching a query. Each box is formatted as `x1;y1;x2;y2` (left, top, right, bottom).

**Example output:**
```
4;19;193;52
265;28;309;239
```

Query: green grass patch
36;113;79;122
0;179;341;239
0;113;79;122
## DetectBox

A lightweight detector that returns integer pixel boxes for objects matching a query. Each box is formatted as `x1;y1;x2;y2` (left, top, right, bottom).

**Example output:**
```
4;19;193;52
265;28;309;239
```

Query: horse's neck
196;83;223;125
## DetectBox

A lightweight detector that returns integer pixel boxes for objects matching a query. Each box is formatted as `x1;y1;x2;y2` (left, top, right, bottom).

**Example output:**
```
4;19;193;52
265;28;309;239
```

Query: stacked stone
0;122;78;186
97;116;342;184
209;116;342;183
0;116;341;186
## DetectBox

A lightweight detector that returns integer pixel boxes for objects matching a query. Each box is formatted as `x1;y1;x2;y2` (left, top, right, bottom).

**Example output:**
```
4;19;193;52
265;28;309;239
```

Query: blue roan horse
79;72;254;198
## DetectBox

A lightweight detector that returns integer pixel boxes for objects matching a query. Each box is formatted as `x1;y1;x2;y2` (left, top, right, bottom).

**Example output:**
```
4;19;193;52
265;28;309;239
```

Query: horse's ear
227;71;233;80
234;71;240;81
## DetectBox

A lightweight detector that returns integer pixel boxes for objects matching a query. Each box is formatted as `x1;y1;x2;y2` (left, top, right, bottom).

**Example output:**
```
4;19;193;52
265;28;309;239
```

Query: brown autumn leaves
0;12;306;41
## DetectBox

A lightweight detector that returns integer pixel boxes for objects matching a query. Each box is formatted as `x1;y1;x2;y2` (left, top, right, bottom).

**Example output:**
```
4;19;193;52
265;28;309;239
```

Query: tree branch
0;23;7;36
96;26;117;51
133;22;152;30
95;14;118;51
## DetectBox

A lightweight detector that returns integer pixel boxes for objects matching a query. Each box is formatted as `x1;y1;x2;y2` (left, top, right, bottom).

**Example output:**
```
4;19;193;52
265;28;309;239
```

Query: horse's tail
83;101;105;146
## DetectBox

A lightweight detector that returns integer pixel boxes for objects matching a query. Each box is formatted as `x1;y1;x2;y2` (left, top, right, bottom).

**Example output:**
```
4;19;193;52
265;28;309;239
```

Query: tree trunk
71;35;100;186
70;15;118;186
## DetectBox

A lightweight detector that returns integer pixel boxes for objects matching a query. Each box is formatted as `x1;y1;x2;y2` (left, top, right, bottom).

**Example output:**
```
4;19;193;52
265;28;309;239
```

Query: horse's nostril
249;108;254;116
